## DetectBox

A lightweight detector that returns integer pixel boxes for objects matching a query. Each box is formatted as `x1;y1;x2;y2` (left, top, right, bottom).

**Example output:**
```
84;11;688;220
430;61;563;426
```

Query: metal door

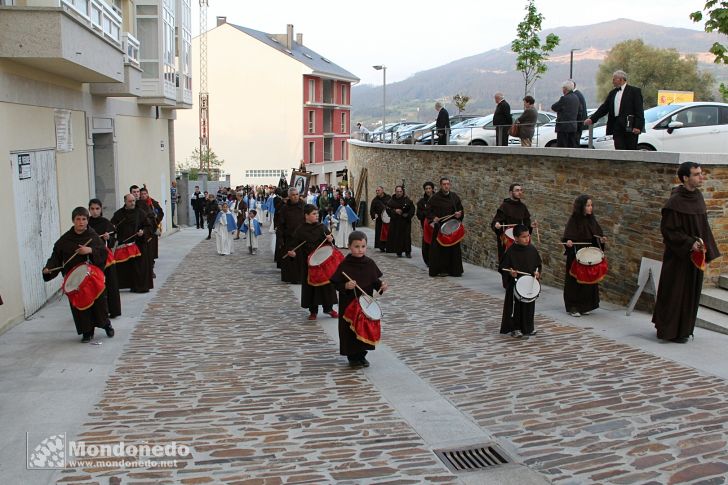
10;149;61;317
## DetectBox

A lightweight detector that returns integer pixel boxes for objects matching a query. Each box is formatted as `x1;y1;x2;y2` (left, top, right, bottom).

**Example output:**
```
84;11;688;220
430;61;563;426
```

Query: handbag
508;123;520;137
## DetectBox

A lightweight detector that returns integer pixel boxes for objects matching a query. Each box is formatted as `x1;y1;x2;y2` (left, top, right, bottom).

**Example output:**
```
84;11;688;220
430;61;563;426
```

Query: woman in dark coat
43;207;114;342
88;199;121;318
562;194;607;317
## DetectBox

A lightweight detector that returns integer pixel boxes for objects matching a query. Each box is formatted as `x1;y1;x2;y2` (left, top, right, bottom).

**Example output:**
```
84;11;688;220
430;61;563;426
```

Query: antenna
199;0;210;173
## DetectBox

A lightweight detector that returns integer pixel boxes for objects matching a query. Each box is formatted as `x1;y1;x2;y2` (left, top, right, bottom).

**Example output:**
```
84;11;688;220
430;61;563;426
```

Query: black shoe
360;358;370;367
397;253;402;258
205;236;211;240
104;325;115;338
405;253;411;258
348;360;364;368
379;248;385;252
172;225;178;228
81;332;93;343
671;337;689;343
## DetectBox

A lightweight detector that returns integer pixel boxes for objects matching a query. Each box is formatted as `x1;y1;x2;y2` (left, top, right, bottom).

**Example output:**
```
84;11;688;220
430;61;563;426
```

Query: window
667;106;719;128
340;112;346;133
308;79;315;103
245;169;286;178
341;84;348;105
308;141;316;163
341;140;347;160
719;107;728;125
308;111;315;134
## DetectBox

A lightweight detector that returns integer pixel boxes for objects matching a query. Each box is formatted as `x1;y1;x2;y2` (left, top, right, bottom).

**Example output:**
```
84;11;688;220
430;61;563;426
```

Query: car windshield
645;104;683;123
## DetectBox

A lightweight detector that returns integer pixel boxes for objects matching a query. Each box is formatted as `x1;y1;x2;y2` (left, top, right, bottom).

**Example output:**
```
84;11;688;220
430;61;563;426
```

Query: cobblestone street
7;228;728;484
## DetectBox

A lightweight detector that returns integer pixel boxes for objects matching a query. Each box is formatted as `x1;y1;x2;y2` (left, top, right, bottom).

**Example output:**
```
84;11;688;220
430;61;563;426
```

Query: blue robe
335;204;359;224
241;218;263;236
214;212;237;233
323;214;339;231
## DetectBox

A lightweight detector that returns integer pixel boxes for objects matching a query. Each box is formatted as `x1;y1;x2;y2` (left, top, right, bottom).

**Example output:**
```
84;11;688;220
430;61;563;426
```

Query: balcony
0;1;125;82
90;32;142;97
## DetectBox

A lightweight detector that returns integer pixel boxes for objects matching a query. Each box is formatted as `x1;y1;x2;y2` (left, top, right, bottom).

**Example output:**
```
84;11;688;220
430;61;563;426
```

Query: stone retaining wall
349;141;728;308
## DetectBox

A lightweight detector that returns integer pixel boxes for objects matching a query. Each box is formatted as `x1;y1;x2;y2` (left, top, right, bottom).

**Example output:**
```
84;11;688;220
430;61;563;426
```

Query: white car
586;102;728;153
451;111;556;146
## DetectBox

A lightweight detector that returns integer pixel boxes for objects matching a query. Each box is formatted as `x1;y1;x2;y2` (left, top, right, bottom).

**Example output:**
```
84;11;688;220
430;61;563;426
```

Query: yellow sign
658;90;694;106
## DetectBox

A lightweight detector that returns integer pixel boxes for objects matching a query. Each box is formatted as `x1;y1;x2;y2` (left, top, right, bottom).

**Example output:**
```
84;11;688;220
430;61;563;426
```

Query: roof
227;24;359;83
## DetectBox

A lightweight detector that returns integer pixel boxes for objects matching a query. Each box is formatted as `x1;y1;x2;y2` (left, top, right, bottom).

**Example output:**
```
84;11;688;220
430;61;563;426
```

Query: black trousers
495;126;509;146
194;209;204;228
557;132;577;148
437;129;448;145
613;131;639;150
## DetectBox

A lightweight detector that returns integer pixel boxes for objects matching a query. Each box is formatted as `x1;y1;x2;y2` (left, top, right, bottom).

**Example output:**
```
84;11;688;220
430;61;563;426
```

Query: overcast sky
192;0;710;85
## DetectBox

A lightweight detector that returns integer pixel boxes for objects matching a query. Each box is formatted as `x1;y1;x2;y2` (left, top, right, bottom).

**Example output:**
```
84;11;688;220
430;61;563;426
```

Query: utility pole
199;0;210;173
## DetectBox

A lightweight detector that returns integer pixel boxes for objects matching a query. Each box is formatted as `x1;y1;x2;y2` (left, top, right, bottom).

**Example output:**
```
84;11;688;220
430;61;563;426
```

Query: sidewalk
1;227;727;484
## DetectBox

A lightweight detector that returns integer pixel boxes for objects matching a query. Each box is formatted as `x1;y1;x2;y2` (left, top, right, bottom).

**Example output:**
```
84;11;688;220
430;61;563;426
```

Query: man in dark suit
584;70;645;150
572;80;588;146
551;80;580;148
435;102;450;145
493;92;512;146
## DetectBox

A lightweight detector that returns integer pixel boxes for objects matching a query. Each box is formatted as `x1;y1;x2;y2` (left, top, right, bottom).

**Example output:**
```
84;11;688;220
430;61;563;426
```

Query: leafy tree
690;1;728;101
453;94;471;114
178;148;224;180
511;0;560;96
595;39;716;108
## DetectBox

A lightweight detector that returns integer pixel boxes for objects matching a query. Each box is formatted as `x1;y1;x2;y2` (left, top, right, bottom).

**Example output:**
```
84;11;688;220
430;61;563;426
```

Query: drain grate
434;443;512;472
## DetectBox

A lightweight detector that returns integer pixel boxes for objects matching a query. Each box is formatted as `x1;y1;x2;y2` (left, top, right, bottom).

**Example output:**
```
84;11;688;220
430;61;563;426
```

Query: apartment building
0;0;192;331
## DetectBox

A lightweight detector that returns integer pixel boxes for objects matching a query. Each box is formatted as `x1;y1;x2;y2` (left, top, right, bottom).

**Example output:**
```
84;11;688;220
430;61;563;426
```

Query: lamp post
373;65;386;136
569;48;580;79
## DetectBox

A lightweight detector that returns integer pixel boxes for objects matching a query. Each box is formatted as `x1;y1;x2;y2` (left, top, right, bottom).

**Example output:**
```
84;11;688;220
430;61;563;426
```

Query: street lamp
569;48;580;80
373;65;386;136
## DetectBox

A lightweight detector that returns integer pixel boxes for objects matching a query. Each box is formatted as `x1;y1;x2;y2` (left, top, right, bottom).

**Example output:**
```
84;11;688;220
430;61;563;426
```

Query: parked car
585;102;728;153
451;111;556;146
416;117;486;144
395;123;427;144
508;109;604;148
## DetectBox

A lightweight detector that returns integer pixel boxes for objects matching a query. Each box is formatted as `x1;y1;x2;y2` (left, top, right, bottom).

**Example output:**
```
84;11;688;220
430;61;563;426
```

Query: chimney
216;16;226;27
296;33;303;46
286;24;293;50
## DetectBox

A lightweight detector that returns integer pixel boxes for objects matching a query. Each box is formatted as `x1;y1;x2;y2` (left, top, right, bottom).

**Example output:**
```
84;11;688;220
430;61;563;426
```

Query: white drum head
309;245;333;266
381;211;391;223
359;295;382;320
576;247;604;266
440;219;461;235
64;265;88;292
515;275;540;302
504;227;515;240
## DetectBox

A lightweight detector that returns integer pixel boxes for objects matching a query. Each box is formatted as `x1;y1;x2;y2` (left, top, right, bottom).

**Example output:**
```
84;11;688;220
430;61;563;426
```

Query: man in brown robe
140;187;164;277
277;188;306;284
385;185;414;258
111;194;154;293
416;182;434;266
426;177;464;277
369;187;391;252
491;183;535;263
653;162;720;343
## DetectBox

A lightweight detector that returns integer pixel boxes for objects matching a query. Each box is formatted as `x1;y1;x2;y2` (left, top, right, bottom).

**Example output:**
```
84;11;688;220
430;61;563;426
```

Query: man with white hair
551;80;580;148
435;102;450;145
493;92;512;146
584;69;645;150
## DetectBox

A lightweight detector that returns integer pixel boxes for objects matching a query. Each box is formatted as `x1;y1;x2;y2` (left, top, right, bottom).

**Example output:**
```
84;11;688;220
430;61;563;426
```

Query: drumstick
46;238;93;272
314;234;330;252
282;240;307;259
500;268;532;276
121;232;140;244
341;272;374;304
534;220;541;244
438;213;457;224
557;242;593;246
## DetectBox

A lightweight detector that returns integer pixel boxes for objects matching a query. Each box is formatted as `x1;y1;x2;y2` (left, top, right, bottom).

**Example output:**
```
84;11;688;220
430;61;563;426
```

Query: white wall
175;24;307;187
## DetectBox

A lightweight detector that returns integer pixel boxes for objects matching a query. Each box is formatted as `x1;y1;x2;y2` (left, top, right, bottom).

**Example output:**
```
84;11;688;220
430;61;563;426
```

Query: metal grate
434;444;511;472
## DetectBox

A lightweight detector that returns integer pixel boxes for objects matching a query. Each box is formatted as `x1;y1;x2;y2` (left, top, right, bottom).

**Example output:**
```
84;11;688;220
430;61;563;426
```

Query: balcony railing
60;0;122;47
123;32;140;67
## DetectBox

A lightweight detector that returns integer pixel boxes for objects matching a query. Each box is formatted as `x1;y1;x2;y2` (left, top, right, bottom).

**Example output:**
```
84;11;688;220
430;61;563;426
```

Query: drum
422;218;433;245
113;242;141;263
436;219;466;247
569;246;608;284
691;238;706;271
500;227;515;252
343;295;382;346
514;275;541;303
62;263;106;310
307;245;345;286
104;247;115;269
380;210;391;224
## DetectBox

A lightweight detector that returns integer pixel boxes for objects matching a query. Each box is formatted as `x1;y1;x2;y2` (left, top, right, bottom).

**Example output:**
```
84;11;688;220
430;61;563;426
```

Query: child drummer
498;224;542;339
42;207;114;343
330;231;388;368
287;204;338;320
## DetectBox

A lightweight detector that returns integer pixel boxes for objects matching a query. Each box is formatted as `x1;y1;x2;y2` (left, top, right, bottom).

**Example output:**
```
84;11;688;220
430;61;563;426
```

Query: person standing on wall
435;102;450;145
493;92;512;146
583;69;645;150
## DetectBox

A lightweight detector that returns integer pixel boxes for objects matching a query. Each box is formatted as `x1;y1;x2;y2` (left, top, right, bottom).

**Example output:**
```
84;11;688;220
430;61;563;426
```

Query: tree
178;148;224;180
511;0;560;97
595;39;716;108
690;1;728;101
453;94;471;114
